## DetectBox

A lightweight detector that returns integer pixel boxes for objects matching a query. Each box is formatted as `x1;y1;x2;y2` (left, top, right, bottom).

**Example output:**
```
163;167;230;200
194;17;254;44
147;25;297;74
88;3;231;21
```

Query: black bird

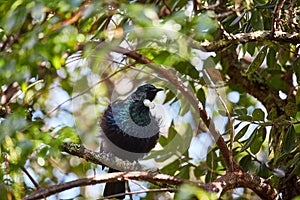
99;84;163;199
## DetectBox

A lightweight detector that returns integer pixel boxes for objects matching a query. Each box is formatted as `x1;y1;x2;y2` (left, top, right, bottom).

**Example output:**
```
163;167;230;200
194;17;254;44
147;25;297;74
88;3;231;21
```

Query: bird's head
131;84;163;102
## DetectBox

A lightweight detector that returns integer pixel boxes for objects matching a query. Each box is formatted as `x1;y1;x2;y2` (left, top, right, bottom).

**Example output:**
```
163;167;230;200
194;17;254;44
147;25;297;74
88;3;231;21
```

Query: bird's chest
129;103;151;126
100;102;160;158
110;103;159;138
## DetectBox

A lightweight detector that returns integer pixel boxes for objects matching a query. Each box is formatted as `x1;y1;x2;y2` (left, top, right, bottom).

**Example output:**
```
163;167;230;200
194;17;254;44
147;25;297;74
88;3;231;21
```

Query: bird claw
143;99;155;109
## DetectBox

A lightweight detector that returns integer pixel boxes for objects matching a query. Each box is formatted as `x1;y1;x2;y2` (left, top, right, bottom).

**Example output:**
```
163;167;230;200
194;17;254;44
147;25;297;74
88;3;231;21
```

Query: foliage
0;0;299;199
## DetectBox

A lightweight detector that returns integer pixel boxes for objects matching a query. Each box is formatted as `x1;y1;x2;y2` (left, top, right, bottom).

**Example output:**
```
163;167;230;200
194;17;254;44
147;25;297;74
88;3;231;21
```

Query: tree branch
271;0;286;34
21;160;279;200
61;143;144;172
196;30;300;52
21;171;190;200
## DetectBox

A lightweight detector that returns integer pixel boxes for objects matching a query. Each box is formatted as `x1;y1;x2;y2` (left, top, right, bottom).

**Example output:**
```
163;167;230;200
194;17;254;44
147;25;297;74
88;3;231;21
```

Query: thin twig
21;167;40;189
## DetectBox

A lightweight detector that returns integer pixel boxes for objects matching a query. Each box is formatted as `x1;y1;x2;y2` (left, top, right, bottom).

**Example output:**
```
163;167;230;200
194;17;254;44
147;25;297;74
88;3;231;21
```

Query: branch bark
61;143;144;171
195;30;300;52
23;145;280;200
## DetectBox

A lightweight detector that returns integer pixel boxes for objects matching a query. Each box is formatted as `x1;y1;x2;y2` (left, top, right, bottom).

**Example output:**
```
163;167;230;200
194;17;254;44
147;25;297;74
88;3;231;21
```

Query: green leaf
246;42;256;56
161;159;180;175
205;170;217;183
257;163;271;178
177;164;190;179
196;88;206;106
253;0;268;6
252;108;265;121
283;126;296;153
236;115;253;121
296;89;300;105
57;126;80;143
229;11;246;26
206;150;218;170
166;125;177;145
250;127;266;154
239;155;252;171
2;5;27;34
153;50;173;65
233;107;248;116
163;89;176;103
267;47;276;68
255;1;276;9
287;161;300;181
0;113;27;142
267;107;278;120
285;102;298;117
292;196;300;200
175;184;216;200
194;166;205;178
179;99;191;116
250;10;264;30
279;46;290;65
235;124;250;141
158;135;168;146
17;140;33;159
173;61;199;79
245;46;267;76
240;128;257;153
193;12;219;41
293;56;300;84
266;74;289;91
218;110;227;116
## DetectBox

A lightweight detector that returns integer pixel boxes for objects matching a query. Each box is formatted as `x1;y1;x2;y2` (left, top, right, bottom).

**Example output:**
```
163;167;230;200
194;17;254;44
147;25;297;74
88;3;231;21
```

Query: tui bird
99;84;163;199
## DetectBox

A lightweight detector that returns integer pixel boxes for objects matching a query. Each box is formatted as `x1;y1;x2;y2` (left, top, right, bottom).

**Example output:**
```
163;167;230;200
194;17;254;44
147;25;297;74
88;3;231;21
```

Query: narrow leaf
240;128;257;152
235;124;250;141
283;126;296;152
239;155;252;171
250;127;266;154
245;46;267;76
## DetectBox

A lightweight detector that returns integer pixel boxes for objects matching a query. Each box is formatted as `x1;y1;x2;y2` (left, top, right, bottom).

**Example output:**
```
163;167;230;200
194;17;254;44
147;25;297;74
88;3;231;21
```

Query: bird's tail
103;168;125;199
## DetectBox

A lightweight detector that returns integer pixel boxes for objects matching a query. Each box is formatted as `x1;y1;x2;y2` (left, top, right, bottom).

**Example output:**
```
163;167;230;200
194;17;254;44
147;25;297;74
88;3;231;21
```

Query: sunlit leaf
175;184;216;200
